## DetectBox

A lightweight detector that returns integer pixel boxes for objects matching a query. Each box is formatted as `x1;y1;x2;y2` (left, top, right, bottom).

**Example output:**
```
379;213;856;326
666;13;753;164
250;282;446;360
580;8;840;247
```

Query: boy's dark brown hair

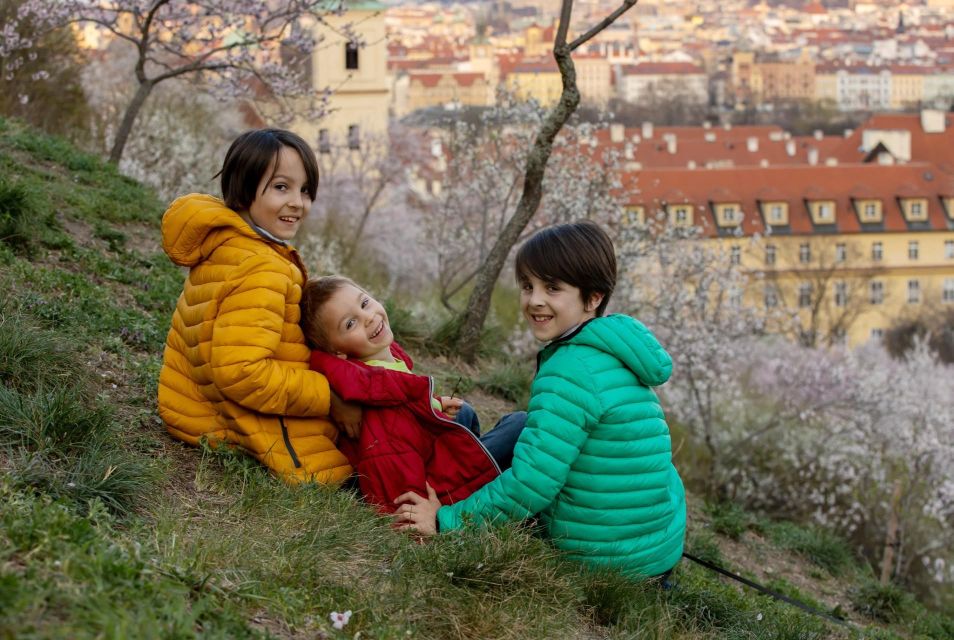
218;128;319;212
515;220;617;317
300;275;362;351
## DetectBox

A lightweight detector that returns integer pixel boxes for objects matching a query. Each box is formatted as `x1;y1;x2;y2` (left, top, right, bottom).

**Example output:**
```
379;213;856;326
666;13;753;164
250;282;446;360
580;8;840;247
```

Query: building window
764;285;778;308
317;129;331;154
834;281;847;307
799;283;812;308
770;204;785;223
765;244;776;266
908;240;919;260
835;243;846;263
870;280;884;305
870;328;884;341
347;124;360;150
944;278;954;303
625;206;645;225
762;201;788;225
902;198;928;221
345;41;360;70
669;205;693;226
872;241;883;261
908;279;921;304
946;240;954;259
809;200;835;224
862;201;881;221
799;243;811;264
730;246;741;265
716;204;741;226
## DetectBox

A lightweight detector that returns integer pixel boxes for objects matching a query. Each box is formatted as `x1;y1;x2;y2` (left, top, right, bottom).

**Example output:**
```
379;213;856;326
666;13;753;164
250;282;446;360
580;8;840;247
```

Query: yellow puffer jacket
157;194;352;484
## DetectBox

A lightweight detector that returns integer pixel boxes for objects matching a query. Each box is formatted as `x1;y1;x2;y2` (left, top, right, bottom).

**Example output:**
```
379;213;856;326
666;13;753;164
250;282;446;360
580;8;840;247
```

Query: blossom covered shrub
618;216;954;602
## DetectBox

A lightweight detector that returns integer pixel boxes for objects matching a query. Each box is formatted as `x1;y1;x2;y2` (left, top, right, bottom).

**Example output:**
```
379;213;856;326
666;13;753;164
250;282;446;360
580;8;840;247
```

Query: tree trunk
109;80;154;164
880;479;903;585
455;47;580;362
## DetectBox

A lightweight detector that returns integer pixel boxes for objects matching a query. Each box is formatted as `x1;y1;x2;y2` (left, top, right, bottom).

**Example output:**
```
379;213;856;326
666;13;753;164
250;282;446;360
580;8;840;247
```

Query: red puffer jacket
310;344;499;512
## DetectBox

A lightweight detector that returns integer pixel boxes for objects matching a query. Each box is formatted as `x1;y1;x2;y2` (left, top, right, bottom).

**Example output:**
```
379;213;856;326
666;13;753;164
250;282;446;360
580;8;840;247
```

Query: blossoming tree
4;0;349;163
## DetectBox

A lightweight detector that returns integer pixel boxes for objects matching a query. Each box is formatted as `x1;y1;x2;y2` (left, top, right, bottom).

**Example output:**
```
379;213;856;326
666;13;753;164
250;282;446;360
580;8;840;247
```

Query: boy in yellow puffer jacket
158;129;354;484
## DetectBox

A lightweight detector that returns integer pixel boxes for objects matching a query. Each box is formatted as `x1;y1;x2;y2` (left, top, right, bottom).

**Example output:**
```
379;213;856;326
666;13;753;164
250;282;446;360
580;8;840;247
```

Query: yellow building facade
292;2;390;153
624;164;954;348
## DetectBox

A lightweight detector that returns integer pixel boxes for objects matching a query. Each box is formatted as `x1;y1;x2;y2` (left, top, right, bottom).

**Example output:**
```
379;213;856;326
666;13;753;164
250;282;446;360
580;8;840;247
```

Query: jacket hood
162;193;261;267
560;314;673;387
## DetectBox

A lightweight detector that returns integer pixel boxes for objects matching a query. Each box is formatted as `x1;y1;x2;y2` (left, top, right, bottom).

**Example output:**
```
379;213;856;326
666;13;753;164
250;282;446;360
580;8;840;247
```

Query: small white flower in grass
756;612;763;621
329;610;351;630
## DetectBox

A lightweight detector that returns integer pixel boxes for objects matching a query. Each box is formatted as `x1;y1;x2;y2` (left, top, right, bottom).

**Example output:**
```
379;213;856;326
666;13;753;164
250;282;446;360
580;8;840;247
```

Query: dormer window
901;198;928;222
761;201;788;226
715;203;742;227
855;199;882;223
668;204;693;227
809;200;836;225
625;206;645;225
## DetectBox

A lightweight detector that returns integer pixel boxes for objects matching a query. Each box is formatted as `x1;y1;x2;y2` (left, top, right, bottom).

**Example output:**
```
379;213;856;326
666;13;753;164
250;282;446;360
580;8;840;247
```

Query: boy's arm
436;356;600;531
311;349;424;406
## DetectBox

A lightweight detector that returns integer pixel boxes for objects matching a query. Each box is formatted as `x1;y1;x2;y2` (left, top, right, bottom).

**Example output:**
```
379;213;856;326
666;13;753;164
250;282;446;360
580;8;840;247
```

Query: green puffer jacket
437;314;686;579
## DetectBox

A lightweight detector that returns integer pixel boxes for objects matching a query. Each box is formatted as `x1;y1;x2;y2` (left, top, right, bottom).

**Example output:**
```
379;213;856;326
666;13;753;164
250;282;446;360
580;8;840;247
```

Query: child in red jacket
299;276;525;512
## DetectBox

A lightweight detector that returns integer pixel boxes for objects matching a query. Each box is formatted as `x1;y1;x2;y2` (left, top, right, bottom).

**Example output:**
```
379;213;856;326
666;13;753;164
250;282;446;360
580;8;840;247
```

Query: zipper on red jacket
278;416;302;468
427;378;501;475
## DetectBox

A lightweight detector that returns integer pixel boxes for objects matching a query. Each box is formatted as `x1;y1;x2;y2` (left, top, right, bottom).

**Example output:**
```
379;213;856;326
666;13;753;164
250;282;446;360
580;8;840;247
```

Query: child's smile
520;274;600;342
320;284;394;361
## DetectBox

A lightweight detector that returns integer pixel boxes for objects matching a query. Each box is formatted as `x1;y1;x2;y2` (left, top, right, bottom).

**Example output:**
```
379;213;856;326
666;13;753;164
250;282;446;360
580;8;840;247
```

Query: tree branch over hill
4;0;354;163
452;0;639;362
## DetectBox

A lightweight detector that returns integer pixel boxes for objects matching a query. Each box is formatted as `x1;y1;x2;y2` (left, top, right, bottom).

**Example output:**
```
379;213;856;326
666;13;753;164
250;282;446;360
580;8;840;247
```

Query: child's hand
440;396;463;419
330;391;362;439
394;483;440;536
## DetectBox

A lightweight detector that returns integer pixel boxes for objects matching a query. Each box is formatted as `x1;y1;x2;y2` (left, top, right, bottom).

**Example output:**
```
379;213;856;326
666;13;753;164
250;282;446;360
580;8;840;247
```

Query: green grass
2;116;953;639
476;359;533;408
764;521;860;577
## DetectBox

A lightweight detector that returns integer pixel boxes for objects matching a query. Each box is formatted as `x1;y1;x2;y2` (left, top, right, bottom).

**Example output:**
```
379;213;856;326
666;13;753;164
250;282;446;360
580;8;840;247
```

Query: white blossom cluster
618;219;954;590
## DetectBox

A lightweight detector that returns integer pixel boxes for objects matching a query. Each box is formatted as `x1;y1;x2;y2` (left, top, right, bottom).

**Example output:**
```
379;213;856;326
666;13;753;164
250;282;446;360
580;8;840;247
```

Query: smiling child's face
245;145;311;241
519;273;602;342
319;284;394;361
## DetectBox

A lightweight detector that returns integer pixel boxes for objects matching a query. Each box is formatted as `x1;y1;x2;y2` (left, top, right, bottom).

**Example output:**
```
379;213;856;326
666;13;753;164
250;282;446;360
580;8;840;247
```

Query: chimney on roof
703;121;712;129
687;160;696;169
746;136;759;152
610;123;625;143
813;129;824;140
921;109;946;133
760;159;770;167
665;135;677;154
642;121;654;139
844;128;854;138
786;140;796;157
724;122;732;131
808;147;819;165
825;158;838;166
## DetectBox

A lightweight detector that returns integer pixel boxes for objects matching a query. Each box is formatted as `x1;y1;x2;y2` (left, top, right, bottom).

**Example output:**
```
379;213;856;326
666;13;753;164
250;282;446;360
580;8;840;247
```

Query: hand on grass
394;483;440;536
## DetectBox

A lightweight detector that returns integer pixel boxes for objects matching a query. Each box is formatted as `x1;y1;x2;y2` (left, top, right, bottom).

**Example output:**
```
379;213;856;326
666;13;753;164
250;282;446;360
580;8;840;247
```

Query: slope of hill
1;117;951;639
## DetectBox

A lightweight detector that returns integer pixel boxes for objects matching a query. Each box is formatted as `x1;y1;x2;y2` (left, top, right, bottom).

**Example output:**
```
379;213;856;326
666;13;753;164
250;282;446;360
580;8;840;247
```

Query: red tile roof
622;163;954;238
830;113;954;169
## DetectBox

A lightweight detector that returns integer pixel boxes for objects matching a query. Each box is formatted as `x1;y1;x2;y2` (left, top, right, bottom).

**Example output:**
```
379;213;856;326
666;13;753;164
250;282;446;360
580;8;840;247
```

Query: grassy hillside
0;117;951;639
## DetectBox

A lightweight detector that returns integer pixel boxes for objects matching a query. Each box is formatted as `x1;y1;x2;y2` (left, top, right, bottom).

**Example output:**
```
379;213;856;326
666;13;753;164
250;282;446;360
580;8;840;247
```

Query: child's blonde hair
299;275;362;351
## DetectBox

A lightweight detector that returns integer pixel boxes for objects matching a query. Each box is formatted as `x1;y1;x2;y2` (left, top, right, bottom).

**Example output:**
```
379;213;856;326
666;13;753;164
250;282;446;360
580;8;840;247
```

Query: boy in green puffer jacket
396;220;686;581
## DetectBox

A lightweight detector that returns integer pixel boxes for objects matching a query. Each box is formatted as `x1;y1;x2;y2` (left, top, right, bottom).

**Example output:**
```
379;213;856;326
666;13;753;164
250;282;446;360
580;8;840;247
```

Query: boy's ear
585;292;604;313
335;352;348;360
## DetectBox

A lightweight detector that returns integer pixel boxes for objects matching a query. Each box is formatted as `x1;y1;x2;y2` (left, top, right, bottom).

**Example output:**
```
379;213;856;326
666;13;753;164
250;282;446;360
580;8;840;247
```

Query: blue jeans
455;403;526;470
